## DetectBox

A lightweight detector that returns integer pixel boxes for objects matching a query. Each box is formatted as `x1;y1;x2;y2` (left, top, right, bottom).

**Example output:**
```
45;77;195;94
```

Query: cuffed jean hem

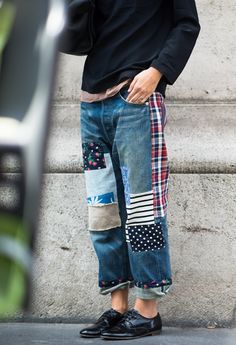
99;280;135;295
134;284;173;300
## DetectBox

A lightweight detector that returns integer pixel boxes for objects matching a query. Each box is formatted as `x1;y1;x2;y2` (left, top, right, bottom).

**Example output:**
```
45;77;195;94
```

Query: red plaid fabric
148;92;169;218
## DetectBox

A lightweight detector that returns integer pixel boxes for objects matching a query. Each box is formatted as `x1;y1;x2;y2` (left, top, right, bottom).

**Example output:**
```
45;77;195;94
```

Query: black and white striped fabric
126;191;154;226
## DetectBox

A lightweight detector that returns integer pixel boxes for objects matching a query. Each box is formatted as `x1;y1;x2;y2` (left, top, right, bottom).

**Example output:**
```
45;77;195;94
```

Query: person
79;0;200;340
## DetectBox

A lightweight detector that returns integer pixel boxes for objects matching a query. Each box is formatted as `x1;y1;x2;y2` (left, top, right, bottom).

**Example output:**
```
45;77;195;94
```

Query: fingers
126;69;157;103
128;77;137;92
127;91;147;103
127;80;142;102
127;83;148;103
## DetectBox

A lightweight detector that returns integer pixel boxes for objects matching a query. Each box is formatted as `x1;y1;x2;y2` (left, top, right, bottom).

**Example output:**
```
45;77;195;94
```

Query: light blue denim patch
120;166;130;205
84;153;118;203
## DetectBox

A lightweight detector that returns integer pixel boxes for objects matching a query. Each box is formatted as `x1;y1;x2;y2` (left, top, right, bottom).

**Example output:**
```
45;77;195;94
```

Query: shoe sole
80;333;101;338
100;329;162;340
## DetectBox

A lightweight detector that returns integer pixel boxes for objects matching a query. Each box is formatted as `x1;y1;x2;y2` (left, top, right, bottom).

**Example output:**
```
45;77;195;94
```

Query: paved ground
0;323;235;345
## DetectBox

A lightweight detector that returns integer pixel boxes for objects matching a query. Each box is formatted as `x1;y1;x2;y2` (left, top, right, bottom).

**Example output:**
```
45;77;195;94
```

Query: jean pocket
118;88;149;107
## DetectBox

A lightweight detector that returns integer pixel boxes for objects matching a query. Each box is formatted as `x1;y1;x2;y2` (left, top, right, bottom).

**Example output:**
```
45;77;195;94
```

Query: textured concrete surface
54;0;236;101
44;102;236;173
14;173;234;327
4;102;236;174
165;103;236;173
0;323;236;345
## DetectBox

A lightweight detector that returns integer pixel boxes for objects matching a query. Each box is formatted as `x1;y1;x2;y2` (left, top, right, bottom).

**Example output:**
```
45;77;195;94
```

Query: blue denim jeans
80;86;173;299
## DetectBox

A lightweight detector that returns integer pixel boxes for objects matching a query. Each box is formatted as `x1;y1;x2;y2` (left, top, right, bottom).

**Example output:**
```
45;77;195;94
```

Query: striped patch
126;191;154;226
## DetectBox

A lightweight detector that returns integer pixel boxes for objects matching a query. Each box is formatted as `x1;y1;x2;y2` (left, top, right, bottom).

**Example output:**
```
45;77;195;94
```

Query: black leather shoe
80;308;124;338
100;308;162;340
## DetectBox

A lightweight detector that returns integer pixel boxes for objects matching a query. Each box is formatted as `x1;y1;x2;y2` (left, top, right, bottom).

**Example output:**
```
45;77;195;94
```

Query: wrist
149;66;163;80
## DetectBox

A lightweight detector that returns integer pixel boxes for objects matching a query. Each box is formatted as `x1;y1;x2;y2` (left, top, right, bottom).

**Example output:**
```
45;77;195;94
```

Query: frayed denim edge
99;280;135;295
134;284;173;299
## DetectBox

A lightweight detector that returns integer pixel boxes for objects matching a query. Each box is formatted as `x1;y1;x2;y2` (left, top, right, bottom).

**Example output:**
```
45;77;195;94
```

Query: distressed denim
80;86;173;299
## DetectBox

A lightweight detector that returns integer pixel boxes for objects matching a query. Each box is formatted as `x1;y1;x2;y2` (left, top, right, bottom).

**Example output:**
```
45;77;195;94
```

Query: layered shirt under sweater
80;0;201;102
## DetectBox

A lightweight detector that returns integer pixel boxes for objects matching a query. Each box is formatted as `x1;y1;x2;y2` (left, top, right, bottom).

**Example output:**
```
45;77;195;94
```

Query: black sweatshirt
81;0;201;97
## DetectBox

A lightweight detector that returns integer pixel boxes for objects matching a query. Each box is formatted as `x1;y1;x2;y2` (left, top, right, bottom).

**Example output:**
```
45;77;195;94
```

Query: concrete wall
22;0;236;326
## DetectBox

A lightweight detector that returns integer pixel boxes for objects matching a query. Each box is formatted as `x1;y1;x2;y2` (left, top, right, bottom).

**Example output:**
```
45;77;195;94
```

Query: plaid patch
149;92;169;218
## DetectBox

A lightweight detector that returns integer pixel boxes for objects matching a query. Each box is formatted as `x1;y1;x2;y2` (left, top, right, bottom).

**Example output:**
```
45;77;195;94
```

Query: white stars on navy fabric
125;222;165;252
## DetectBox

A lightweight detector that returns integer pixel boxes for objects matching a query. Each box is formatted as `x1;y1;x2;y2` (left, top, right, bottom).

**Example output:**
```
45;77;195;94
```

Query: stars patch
125;222;165;252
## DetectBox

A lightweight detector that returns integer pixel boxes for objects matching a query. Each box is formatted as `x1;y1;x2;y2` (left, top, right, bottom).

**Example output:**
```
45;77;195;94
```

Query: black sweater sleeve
151;0;201;85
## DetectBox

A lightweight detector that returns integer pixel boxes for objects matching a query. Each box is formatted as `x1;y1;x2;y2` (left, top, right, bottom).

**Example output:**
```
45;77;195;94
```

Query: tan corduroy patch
88;203;121;231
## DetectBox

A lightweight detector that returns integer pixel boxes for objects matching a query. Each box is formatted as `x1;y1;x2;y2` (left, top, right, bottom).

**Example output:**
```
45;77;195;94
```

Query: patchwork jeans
80;86;173;299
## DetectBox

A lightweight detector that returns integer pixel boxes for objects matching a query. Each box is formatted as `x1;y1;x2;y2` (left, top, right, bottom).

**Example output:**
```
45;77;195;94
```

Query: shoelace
97;308;119;323
118;309;139;327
